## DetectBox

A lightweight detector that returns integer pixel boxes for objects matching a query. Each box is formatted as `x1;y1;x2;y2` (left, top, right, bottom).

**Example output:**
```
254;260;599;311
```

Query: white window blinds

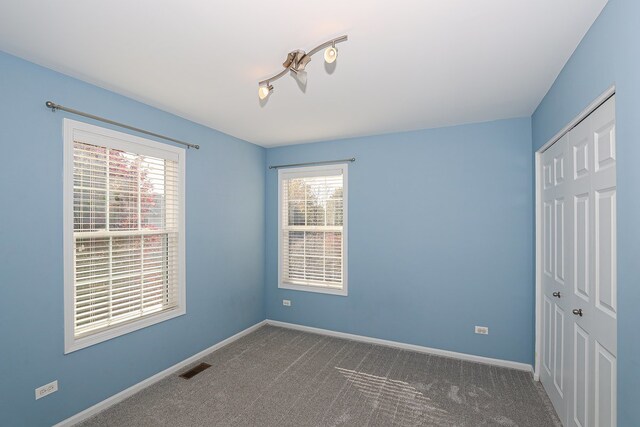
65;120;185;352
279;164;347;295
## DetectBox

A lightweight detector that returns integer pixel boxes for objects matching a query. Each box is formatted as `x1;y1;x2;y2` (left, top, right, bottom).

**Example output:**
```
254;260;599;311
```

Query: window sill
279;282;348;296
64;307;186;354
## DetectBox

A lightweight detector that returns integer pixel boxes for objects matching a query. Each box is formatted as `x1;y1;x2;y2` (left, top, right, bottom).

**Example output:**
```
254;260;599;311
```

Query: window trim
63;119;186;354
277;164;348;296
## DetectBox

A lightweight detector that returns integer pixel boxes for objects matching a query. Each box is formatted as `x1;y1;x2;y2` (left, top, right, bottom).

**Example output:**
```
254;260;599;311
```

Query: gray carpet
78;325;561;426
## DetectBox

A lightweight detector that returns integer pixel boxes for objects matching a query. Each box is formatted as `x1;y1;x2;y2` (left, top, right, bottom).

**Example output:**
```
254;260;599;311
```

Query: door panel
544;201;553;277
555;153;566;185
544;163;553;189
595;341;616;427
574;193;590;301
556;198;566;284
544;295;553;375
595;189;616;317
553;305;565;396
573;136;589;179
573;324;589;427
594;122;615;172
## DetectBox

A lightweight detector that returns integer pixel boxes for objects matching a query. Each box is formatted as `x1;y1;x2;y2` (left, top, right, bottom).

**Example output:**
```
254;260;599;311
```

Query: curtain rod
45;101;200;150
268;158;355;169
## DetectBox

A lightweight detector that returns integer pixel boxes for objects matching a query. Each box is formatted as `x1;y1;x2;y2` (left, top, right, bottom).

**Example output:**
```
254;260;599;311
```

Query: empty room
0;0;638;426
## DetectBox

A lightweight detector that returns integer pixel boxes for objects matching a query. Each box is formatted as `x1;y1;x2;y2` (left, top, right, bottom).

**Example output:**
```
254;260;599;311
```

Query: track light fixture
258;35;348;99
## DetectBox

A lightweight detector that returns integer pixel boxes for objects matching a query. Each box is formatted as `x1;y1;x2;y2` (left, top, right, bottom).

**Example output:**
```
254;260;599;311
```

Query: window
64;119;185;353
278;164;348;295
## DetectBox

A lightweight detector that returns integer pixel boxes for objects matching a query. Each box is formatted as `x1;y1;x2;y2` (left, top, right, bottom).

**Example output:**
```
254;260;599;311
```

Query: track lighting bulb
324;46;338;63
258;84;273;100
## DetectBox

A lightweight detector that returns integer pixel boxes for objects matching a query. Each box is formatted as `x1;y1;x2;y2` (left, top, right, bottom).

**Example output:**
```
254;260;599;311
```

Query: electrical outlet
35;380;58;400
475;326;489;335
282;299;291;307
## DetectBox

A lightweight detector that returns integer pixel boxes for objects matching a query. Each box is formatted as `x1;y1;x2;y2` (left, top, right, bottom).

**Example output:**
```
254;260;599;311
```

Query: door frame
534;85;616;382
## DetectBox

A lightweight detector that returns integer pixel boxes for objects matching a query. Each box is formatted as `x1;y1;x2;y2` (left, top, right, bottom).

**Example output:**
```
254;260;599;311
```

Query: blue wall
265;118;534;365
0;51;266;426
532;0;640;424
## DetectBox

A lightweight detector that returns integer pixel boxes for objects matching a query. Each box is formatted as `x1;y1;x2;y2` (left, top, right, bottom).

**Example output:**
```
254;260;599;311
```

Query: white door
540;96;616;427
567;96;617;427
540;132;571;420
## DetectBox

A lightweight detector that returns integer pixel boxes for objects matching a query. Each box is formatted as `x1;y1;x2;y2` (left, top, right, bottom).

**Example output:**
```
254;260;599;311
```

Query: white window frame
63;119;186;353
278;164;348;296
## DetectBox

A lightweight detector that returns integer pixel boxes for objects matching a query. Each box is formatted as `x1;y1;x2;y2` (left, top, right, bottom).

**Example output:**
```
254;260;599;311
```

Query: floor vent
179;362;211;379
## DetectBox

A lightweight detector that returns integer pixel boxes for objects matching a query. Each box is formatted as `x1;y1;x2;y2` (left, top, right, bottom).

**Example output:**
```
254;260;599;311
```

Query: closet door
540;95;616;427
567;96;616;427
541;133;571;424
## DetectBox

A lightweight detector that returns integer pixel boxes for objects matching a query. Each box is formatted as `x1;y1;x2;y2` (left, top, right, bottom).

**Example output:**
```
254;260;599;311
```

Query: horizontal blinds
73;141;179;337
281;173;344;288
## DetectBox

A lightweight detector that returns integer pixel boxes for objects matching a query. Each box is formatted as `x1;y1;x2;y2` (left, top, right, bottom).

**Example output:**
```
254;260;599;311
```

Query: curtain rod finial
45;101;57;111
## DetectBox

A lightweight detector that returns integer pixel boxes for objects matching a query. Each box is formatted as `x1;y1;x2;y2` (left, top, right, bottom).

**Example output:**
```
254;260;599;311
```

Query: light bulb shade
258;85;273;100
324;46;338;63
290;69;308;86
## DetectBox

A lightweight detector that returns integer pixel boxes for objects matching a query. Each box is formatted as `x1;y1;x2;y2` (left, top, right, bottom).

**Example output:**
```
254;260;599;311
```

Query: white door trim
537;86;616;154
534;85;616;382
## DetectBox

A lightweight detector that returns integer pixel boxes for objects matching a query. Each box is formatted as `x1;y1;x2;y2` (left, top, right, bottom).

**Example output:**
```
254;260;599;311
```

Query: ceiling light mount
258;35;348;99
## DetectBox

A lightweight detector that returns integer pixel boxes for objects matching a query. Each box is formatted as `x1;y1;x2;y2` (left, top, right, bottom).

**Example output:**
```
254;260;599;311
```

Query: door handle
572;308;583;317
553;292;561;298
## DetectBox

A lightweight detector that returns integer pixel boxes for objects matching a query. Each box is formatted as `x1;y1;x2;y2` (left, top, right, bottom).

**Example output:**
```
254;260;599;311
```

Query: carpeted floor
79;325;561;426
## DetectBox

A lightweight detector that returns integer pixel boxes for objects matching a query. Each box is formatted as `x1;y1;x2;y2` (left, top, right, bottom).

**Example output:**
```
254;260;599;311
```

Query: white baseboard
54;320;267;427
266;319;533;373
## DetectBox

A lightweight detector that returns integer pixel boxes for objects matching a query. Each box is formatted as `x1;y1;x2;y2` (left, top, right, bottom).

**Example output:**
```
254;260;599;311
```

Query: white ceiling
0;1;607;147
